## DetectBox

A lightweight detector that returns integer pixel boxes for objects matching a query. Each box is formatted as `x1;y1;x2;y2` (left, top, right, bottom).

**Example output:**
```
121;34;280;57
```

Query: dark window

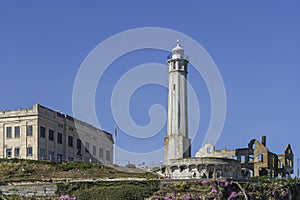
14;148;20;157
68;157;74;162
6;127;12;138
49;129;54;141
6;149;12;158
48;151;54;161
40;126;46;138
106;150;110;161
15;126;20;138
57;153;62;162
57;132;63;144
93;145;96;156
77;139;81;150
26;147;33;156
99;148;103;158
216;170;222;178
85;142;89;153
68;136;73;147
26;125;33;136
39;148;46;159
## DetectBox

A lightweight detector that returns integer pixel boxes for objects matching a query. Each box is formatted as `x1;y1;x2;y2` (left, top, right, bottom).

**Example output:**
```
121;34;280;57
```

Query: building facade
195;136;293;178
0;104;113;164
164;40;191;165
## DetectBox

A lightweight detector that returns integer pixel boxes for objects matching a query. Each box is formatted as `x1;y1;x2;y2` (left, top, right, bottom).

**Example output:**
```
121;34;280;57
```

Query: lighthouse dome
172;40;184;58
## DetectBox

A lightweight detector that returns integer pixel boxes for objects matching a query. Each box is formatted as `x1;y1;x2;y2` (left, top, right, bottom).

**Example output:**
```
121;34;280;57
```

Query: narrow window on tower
173;84;175;90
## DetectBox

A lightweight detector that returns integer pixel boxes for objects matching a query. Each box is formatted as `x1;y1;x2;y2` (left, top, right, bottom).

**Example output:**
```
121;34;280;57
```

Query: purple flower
228;191;238;199
211;185;217;193
272;191;275;196
184;193;192;200
60;194;76;200
201;180;209;185
195;195;201;200
171;193;176;197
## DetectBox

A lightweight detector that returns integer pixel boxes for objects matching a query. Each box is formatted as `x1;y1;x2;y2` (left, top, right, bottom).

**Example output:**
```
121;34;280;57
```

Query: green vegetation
57;180;160;200
1;159;300;199
0;158;158;184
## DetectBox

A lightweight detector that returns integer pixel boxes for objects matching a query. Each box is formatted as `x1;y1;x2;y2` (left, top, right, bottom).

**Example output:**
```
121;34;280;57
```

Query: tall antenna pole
113;124;117;165
297;158;299;178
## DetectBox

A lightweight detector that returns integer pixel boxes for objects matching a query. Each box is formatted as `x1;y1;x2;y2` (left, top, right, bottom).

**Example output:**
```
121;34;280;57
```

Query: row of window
38;147;110;162
82;141;109;160
6;147;33;158
6;125;33;139
39;148;64;161
40;126;110;160
6;146;110;161
5;125;111;161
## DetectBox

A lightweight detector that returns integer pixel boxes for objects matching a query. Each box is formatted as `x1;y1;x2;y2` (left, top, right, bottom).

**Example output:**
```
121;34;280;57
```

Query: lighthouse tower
164;40;191;165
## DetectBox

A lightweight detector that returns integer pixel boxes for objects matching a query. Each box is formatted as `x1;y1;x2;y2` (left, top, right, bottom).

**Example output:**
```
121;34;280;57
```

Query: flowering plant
59;194;76;200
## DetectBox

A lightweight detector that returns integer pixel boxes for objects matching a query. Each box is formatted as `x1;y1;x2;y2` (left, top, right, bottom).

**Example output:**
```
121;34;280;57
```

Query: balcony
167;53;189;61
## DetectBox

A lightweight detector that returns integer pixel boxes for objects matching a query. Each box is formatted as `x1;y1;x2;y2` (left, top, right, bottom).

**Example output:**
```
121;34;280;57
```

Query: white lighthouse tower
164;40;191;165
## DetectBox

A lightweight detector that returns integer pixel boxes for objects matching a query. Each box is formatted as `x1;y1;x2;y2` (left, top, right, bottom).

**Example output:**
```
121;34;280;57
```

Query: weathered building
195;136;293;178
0;104;113;164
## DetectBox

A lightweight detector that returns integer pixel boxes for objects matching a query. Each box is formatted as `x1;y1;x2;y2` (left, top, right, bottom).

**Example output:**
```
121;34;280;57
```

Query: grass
56;180;160;200
0;158;159;184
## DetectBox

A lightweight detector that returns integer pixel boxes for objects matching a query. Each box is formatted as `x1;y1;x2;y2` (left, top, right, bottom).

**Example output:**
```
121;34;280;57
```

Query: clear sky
1;1;299;166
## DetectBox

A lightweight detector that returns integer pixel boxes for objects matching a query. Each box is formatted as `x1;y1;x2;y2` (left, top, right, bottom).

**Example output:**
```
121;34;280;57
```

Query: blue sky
1;1;300;166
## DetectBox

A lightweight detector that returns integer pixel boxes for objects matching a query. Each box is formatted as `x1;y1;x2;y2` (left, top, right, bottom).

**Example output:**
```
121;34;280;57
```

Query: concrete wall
0;104;113;165
167;157;242;179
0;106;39;160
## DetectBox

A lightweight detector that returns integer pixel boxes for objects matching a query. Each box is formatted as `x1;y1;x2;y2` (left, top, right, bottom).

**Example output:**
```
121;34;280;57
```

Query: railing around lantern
167;53;189;60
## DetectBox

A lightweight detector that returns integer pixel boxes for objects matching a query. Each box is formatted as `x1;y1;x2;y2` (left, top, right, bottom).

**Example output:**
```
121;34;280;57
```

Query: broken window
279;161;283;168
258;154;263;162
216;170;222;178
207;147;211;153
241;155;245;163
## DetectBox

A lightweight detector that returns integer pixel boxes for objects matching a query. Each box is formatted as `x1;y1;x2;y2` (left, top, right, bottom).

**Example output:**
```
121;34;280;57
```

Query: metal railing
167;53;189;60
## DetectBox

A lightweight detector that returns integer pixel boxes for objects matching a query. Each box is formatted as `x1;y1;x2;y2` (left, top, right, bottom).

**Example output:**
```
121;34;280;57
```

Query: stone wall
0;182;57;197
167;157;241;179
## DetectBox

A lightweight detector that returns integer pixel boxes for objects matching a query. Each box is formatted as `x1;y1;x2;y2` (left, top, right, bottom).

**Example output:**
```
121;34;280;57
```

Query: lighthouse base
164;134;191;165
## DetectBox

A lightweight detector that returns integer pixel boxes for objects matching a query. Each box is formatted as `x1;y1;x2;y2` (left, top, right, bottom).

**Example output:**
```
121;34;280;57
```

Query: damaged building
193;136;293;179
234;136;293;178
165;136;293;179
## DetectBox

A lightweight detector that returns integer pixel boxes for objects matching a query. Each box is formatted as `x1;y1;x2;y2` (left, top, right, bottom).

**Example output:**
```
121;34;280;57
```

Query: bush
57;180;160;200
125;163;136;168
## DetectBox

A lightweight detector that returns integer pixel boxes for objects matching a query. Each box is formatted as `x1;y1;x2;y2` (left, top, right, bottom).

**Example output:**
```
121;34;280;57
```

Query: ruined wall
194;137;294;178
